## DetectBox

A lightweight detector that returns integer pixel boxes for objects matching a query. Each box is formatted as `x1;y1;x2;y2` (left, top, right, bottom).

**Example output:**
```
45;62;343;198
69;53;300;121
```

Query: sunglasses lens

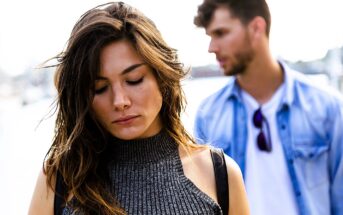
253;109;263;127
253;108;272;152
257;132;272;152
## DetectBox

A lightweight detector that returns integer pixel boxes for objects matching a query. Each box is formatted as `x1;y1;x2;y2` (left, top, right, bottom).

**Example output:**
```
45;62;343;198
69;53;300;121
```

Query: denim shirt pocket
292;139;329;189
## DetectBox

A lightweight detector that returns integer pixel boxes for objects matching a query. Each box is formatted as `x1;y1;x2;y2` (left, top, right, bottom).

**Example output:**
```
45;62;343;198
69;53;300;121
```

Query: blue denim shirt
194;62;343;215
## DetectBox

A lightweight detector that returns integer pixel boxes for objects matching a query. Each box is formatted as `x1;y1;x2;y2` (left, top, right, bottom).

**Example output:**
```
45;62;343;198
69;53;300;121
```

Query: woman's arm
28;169;54;215
225;155;250;215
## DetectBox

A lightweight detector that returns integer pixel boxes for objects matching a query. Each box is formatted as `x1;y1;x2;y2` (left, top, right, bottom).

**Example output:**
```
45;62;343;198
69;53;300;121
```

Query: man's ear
248;16;267;40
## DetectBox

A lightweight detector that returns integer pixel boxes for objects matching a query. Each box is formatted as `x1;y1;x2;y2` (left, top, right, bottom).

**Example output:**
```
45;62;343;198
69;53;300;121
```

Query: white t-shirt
242;84;298;215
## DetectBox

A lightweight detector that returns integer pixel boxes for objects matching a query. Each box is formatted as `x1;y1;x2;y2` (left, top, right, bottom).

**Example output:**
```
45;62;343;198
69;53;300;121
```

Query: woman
28;2;249;215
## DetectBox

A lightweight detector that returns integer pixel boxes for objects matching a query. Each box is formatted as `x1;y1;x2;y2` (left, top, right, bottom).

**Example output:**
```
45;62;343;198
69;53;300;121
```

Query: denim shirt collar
280;60;295;108
227;79;242;102
225;59;296;110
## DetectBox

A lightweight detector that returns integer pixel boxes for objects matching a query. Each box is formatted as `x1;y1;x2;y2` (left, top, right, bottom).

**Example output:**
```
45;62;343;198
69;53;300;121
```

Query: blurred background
1;0;343;214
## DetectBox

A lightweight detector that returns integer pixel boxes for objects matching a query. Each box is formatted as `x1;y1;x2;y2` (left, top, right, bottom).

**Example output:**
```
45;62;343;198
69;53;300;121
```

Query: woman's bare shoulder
223;154;250;215
28;169;54;215
223;155;242;180
179;145;218;201
179;145;213;168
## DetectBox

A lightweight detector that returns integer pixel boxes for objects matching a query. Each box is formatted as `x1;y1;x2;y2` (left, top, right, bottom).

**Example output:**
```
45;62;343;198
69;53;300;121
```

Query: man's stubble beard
223;35;255;77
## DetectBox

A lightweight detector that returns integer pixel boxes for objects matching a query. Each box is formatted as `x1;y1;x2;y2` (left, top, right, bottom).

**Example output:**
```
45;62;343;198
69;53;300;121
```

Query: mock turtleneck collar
108;130;178;164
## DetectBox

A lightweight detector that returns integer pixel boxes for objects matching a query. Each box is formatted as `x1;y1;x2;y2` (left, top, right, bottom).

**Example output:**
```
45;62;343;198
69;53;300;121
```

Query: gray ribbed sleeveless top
62;131;222;214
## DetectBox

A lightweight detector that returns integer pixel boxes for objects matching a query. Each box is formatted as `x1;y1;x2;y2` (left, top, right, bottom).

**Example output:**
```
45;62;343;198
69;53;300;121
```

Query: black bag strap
54;171;67;215
210;148;229;215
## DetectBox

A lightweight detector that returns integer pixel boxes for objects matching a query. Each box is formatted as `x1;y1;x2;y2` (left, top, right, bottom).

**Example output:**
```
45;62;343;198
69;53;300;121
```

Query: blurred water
0;77;229;214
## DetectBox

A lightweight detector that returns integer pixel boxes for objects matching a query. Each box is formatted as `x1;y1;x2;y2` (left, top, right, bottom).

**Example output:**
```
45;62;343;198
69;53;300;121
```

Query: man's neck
236;58;284;104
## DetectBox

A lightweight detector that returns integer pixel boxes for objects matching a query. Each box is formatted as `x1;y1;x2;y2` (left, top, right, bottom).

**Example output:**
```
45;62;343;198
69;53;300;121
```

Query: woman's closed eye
126;77;143;85
94;77;143;94
94;85;108;94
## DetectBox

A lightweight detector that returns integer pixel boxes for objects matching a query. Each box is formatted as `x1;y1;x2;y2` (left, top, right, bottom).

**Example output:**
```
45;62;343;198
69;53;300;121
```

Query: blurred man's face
206;7;254;76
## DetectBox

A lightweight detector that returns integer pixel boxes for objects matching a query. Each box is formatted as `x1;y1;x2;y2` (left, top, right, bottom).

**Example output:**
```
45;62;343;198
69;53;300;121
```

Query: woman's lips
112;115;139;125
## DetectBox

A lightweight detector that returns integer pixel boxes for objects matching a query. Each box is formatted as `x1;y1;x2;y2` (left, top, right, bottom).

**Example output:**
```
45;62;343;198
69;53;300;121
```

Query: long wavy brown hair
44;1;197;214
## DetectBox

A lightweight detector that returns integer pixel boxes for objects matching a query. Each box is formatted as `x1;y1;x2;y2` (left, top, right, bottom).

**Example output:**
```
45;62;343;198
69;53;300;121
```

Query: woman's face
92;39;163;140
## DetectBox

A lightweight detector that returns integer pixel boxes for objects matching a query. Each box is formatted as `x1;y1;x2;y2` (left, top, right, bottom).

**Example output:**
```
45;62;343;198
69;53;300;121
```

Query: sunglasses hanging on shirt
252;107;272;152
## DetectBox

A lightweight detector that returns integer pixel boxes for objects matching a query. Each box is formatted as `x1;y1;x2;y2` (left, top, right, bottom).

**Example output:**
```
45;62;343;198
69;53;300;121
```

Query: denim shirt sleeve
328;97;343;214
194;104;207;144
193;83;232;145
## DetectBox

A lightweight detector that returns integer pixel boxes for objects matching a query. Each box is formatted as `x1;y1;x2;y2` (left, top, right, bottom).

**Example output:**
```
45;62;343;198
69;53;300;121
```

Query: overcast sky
0;0;343;76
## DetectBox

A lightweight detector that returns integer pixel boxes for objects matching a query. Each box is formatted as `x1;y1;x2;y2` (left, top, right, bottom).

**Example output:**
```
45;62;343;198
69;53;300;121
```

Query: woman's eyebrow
96;63;146;80
121;63;146;75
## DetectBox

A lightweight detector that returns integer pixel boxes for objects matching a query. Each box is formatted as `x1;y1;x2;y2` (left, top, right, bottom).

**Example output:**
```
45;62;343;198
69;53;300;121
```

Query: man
193;0;343;214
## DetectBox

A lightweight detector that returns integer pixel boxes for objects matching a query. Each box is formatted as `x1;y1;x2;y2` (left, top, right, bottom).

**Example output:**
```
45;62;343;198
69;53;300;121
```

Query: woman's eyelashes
94;77;144;94
126;77;144;85
94;85;108;94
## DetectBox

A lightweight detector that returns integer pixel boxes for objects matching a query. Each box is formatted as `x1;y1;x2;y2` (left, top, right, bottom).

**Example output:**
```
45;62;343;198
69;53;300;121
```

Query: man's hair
194;0;271;36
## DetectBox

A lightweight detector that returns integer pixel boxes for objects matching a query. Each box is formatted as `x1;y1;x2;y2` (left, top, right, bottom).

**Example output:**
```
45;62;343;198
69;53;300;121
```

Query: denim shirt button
296;191;301;196
288;159;293;164
281;124;286;129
